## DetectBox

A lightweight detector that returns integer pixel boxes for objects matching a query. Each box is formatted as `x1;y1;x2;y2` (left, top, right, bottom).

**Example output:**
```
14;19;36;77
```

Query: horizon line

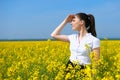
0;38;120;41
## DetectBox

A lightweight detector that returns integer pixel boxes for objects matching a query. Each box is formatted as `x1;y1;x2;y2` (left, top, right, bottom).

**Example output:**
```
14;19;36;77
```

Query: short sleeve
68;34;76;43
92;38;100;49
68;35;72;42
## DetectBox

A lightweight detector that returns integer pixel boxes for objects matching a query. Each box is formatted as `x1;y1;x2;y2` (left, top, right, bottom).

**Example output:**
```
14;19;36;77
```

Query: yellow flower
0;40;120;79
16;76;22;80
115;74;120;79
85;44;90;50
65;73;71;80
72;60;80;65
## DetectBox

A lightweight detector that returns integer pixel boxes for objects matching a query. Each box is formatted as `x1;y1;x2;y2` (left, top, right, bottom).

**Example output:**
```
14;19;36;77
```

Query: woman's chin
72;27;77;31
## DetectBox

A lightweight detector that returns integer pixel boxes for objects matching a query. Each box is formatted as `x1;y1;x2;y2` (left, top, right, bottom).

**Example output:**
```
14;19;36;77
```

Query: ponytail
87;14;97;37
76;13;97;37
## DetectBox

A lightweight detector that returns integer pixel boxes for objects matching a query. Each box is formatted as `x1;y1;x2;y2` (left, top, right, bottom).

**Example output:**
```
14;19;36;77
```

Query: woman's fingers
68;14;75;21
69;14;75;18
65;14;75;23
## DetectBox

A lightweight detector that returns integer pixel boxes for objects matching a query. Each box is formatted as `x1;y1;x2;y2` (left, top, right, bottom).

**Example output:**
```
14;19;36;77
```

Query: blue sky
0;0;120;39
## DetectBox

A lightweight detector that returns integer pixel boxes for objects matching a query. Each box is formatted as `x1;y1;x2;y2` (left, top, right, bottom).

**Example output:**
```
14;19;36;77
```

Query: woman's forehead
73;15;80;20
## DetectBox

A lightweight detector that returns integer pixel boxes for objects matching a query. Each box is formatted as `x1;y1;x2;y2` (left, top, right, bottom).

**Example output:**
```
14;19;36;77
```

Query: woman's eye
72;20;75;22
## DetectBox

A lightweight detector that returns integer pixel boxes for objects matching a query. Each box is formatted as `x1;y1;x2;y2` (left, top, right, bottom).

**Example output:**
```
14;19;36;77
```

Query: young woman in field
51;12;100;69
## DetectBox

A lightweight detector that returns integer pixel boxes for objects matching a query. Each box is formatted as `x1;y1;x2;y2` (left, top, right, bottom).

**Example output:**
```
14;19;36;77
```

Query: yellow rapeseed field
0;39;120;80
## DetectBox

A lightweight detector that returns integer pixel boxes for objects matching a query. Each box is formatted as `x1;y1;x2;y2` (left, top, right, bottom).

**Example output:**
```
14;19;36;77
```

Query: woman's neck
78;26;88;41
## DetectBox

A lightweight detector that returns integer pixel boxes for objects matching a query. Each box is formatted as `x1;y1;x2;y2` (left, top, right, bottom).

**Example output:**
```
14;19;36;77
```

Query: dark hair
76;13;97;37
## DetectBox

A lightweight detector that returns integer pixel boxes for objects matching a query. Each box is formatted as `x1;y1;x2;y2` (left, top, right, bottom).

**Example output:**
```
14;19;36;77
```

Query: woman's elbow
51;33;56;38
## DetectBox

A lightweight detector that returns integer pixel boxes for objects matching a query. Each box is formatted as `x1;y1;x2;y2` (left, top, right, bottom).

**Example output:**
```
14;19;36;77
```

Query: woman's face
70;15;82;31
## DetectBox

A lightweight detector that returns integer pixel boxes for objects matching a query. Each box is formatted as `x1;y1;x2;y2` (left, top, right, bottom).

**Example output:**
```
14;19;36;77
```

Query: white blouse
68;33;100;65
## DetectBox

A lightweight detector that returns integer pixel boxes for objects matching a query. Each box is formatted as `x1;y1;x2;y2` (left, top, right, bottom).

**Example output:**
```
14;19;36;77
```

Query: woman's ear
80;20;84;25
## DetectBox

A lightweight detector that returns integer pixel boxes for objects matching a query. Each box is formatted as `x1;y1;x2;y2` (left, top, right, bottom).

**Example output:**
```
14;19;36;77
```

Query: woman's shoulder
87;33;100;48
89;35;100;47
68;34;78;38
88;33;100;42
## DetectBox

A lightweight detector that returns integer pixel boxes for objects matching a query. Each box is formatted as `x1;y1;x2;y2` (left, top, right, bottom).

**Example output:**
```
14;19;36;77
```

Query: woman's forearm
51;20;67;37
51;14;74;41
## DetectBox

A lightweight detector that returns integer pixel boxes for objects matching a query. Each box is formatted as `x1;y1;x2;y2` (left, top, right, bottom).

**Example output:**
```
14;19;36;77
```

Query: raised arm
51;14;74;42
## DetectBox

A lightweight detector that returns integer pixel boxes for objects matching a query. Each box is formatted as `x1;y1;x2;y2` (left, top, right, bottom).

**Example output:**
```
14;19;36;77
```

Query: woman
51;12;100;69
